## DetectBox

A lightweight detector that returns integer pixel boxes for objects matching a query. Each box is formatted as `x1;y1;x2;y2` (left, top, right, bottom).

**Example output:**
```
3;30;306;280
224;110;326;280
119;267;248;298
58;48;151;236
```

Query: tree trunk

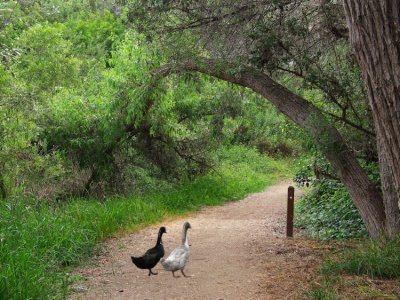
155;59;386;237
378;132;400;237
343;1;400;237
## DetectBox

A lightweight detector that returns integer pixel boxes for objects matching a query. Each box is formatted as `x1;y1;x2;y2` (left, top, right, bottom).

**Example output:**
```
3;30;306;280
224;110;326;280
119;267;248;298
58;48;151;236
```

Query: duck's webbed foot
148;269;158;276
181;268;193;278
172;271;180;278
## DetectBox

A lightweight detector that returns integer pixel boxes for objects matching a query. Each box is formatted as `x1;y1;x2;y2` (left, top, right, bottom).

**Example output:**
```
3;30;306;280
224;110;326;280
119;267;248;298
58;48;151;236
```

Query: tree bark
343;0;400;237
154;59;386;237
378;132;400;237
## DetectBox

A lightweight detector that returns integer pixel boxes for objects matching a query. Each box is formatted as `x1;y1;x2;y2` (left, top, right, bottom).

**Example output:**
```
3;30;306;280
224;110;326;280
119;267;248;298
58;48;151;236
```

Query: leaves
295;178;368;240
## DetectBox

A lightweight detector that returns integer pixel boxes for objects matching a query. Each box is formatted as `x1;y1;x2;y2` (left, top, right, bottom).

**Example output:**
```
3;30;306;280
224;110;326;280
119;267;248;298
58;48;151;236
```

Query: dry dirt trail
71;181;323;300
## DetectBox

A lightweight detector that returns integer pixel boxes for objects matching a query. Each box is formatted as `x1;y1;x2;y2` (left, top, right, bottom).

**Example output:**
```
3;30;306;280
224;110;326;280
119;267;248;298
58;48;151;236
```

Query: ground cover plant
294;179;368;240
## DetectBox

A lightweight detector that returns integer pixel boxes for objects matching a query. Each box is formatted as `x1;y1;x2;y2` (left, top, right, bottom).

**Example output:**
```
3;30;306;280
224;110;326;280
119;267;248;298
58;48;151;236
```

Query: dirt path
71;181;324;300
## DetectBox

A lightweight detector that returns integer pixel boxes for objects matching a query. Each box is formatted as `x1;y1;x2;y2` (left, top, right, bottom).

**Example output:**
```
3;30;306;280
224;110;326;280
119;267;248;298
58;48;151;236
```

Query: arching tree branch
153;58;386;237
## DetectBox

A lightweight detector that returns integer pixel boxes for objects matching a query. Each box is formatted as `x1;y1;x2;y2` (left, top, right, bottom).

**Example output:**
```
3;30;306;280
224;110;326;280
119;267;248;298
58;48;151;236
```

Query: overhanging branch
153;58;315;127
152;57;386;237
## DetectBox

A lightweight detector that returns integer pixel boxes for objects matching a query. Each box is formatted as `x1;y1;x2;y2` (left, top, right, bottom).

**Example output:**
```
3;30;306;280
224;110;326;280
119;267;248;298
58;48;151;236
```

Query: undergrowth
306;278;339;300
294;179;368;240
293;160;400;298
306;236;400;299
323;236;400;279
0;146;292;299
293;158;380;241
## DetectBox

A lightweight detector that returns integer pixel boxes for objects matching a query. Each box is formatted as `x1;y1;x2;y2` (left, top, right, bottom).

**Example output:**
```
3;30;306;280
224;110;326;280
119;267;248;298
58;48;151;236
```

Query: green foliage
66;10;125;55
0;1;306;199
0;65;12;97
0;147;291;299
360;160;381;186
15;23;81;93
295;179;368;240
230;93;305;157
0;9;118;199
47;87;117;168
294;157;380;241
216;145;291;177
323;236;400;279
0;108;69;199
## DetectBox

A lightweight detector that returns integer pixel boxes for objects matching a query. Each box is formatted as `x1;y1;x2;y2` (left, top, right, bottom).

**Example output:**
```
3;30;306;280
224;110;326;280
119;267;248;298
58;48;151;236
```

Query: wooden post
287;186;294;238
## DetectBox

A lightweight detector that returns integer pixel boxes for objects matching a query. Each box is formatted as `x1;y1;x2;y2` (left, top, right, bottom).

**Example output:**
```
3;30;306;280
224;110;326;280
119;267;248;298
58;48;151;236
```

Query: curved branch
154;59;314;126
153;58;386;237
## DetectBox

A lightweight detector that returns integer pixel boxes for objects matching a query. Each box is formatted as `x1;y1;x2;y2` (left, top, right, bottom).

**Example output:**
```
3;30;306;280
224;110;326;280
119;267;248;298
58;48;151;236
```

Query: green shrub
295;179;368;240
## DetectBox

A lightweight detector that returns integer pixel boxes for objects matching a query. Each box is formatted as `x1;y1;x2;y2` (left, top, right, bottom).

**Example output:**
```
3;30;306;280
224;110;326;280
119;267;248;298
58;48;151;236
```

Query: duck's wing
161;246;190;270
143;244;164;261
132;244;164;270
144;244;163;256
167;247;187;260
143;249;159;260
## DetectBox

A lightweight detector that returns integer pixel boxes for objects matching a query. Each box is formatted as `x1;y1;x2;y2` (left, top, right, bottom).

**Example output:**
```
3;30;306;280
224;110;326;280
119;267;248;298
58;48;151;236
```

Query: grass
305;236;400;299
0;146;293;299
306;274;400;300
307;279;338;300
322;236;400;279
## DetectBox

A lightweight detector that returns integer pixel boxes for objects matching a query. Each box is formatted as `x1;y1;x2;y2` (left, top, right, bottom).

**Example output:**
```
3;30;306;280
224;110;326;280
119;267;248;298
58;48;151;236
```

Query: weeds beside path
70;182;325;300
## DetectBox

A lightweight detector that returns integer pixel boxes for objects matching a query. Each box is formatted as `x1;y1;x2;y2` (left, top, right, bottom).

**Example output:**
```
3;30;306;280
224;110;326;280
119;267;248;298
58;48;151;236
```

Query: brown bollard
287;186;294;238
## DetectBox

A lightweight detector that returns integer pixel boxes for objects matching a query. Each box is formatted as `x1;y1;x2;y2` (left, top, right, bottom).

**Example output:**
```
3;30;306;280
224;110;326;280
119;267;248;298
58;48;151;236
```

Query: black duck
131;226;166;276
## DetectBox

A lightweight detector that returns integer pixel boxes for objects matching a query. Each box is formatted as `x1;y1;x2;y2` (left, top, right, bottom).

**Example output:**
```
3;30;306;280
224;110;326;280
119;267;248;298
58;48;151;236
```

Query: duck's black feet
148;269;158;276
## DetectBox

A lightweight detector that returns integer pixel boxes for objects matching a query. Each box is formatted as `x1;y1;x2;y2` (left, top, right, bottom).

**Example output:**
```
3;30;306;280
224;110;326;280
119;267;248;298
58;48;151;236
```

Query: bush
295;179;368;240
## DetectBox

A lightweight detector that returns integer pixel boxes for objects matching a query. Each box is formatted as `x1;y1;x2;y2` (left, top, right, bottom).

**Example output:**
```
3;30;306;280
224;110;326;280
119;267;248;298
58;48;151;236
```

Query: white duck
161;222;192;278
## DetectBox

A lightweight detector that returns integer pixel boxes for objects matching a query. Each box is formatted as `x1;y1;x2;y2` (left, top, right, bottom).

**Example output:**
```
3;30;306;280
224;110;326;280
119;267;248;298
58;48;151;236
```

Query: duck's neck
156;231;164;245
181;227;189;247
